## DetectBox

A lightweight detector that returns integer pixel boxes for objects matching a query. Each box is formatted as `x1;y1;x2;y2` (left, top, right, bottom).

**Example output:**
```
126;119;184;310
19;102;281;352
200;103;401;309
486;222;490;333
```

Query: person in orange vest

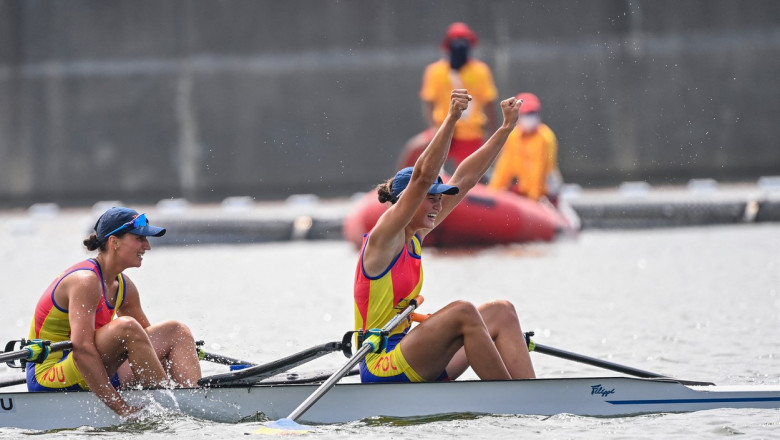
488;92;563;205
419;22;498;168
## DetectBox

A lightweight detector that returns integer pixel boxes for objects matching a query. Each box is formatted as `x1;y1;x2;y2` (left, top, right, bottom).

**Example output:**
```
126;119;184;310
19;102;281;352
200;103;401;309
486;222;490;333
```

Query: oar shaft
48;341;73;353
0;348;32;364
199;342;341;387
0;340;72;364
285;300;417;422
286;344;371;421
199;350;255;367
532;342;665;378
0;374;26;388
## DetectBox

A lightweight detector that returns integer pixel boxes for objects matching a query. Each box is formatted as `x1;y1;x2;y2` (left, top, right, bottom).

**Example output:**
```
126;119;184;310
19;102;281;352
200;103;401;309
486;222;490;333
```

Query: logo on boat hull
591;384;615;397
1;397;14;413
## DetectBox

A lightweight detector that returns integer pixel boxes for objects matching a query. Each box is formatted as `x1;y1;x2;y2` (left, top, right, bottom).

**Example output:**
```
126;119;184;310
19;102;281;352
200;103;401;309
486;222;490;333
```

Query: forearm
414;114;457;182
453;124;514;190
73;350;133;415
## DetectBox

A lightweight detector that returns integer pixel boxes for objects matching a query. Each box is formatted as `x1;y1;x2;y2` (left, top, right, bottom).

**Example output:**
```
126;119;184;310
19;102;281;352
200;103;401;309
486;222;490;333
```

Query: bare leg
446;300;535;379
93;316;168;387
484;300;535;378
399;300;511;381
145;320;201;387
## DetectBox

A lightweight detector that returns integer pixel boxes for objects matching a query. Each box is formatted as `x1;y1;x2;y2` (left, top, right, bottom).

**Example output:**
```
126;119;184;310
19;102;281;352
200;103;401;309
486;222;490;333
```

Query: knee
159;320;195;340
493;299;518;314
484;299;520;322
111;316;147;338
449;300;483;324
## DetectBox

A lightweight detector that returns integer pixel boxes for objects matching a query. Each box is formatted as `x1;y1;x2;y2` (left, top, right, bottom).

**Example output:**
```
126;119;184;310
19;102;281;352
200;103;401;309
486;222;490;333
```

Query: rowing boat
2;331;778;431
1;376;778;431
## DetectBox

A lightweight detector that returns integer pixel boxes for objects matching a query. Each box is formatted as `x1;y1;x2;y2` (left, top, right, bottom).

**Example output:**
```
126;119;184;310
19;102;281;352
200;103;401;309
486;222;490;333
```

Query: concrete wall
1;0;779;207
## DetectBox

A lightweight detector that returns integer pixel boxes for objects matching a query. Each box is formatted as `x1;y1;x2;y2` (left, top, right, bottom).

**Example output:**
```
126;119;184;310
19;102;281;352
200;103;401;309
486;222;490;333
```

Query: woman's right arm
361;90;470;275
67;273;136;416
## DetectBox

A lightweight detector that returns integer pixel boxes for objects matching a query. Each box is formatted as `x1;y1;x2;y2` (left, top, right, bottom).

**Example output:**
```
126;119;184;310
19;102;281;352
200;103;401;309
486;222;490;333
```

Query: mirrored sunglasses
103;213;148;240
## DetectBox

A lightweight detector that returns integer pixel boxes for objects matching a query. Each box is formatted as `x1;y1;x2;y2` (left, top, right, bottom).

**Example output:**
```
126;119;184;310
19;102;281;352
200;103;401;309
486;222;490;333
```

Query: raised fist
449;89;472;120
500;96;522;127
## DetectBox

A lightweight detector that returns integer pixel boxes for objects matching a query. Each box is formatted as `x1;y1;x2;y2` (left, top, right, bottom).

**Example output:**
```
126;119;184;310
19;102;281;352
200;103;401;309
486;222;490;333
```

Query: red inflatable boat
343;129;579;248
342;180;578;248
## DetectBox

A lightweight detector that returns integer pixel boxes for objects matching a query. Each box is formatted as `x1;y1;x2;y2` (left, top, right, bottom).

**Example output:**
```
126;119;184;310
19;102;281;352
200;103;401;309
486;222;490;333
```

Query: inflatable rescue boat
342;180;578;248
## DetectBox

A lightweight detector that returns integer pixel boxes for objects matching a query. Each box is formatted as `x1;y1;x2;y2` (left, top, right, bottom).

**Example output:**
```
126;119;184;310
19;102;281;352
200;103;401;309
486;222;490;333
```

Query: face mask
449;39;470;70
519;113;541;133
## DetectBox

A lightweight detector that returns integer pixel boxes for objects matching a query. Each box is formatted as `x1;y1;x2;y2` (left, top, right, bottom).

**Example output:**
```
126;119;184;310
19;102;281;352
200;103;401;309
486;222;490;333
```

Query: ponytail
83;233;106;252
376;177;397;204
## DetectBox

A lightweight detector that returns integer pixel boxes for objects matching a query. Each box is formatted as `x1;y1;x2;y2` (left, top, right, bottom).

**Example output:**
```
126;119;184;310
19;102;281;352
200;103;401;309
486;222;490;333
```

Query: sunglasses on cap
102;213;148;240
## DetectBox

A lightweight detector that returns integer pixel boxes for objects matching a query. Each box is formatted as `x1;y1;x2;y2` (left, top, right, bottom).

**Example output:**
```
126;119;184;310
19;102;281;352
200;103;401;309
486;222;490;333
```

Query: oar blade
253;418;311;435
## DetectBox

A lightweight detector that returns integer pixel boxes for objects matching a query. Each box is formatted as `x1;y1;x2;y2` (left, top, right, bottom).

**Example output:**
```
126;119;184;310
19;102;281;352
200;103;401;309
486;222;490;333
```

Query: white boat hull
1;377;779;431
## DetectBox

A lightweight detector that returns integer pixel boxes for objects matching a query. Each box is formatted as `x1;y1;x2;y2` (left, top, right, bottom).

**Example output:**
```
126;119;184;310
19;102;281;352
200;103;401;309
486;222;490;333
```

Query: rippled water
1;209;778;438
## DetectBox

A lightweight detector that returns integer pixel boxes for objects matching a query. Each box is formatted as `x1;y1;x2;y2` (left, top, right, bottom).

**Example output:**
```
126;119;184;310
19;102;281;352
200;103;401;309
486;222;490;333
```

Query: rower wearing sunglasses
26;207;201;416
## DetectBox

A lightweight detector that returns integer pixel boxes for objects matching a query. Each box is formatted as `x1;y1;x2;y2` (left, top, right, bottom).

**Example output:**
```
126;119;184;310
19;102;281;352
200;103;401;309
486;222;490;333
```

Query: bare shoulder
361;229;405;278
62;269;101;291
119;273;141;302
57;269;102;309
121;273;138;290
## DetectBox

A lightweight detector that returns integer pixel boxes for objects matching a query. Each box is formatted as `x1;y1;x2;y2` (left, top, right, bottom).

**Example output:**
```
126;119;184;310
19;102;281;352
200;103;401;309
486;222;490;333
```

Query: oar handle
285;299;418;422
0;339;72;365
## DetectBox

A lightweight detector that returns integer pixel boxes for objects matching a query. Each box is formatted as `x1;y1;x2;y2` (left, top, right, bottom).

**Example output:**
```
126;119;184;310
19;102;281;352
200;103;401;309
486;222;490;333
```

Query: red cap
516;92;541;114
441;22;478;50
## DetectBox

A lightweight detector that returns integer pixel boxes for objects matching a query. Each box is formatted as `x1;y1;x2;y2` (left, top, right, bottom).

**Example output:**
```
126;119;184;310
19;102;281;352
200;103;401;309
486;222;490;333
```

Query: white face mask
519;113;541;132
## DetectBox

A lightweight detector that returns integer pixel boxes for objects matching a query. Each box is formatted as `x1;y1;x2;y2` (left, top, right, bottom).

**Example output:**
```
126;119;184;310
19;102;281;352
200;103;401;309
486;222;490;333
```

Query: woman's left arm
435;96;522;225
116;276;152;328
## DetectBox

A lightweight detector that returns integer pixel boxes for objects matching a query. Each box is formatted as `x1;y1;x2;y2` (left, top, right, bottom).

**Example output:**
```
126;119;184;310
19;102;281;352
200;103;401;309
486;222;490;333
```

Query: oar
198;350;255;367
256;299;418;434
0;339;72;389
525;332;714;386
196;341;256;368
0;339;72;365
4;338;254;368
199;341;344;387
0;374;26;388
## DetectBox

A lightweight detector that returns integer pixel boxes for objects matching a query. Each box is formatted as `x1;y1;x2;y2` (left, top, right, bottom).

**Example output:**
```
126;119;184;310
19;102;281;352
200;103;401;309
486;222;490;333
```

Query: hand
116;402;144;418
500;96;522;128
449;89;472;120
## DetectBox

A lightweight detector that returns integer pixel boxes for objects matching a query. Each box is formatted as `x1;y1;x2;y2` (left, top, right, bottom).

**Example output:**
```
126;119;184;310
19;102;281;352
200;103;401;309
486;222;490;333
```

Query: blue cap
390;167;459;202
94;207;166;243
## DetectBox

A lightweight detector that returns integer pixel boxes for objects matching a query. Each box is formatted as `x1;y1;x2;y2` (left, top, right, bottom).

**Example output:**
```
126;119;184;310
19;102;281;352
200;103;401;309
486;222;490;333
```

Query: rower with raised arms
354;89;536;383
26;207;201;416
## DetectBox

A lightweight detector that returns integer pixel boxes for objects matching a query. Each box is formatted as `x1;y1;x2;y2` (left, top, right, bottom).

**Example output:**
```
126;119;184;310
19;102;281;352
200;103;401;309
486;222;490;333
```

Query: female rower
27;207;201;416
354;89;535;383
